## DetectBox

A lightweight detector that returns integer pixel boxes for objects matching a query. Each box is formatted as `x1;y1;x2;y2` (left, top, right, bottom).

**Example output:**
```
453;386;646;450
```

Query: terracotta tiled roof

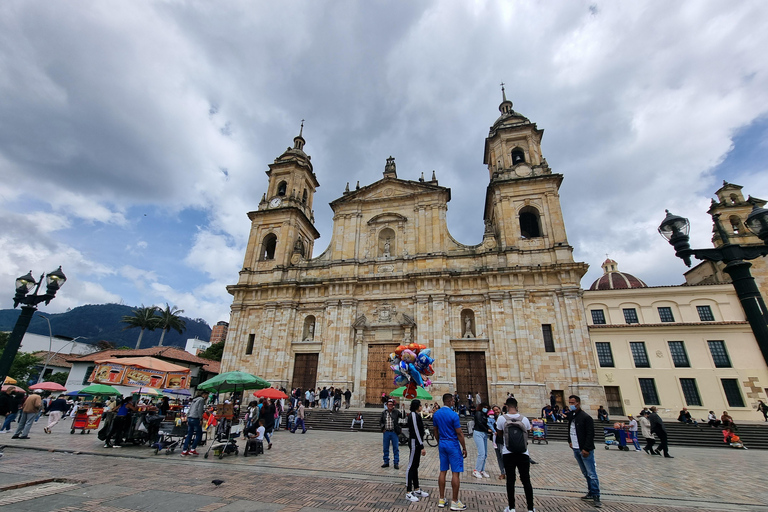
65;346;220;374
31;351;73;368
589;271;648;290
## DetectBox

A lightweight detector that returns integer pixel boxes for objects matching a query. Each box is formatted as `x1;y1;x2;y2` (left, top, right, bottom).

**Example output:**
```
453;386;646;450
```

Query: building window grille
668;341;690;368
630;341;650;368
595;342;614;367
680;378;702;406
658;307;675;323
623;308;639;324
591;310;606;325
542;324;555;352
708;340;732;368
697;305;715;322
245;334;255;355
721;379;745;408
639;378;660;405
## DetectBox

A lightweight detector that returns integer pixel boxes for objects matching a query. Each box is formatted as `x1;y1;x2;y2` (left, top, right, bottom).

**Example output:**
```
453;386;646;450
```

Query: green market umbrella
390;386;433;400
197;371;270;393
79;383;122;396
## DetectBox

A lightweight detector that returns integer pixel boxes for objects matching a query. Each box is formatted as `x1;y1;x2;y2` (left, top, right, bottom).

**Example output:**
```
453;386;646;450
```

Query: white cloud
1;1;768;323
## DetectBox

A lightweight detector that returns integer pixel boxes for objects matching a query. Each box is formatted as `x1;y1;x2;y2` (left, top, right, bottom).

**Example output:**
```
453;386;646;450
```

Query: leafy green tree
121;305;160;349
44;371;69;385
157;304;186;347
198;341;224;362
9;352;41;386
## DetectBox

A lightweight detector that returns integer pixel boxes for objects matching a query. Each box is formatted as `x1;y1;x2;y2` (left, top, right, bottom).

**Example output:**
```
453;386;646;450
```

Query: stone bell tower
482;85;575;264
240;122;321;270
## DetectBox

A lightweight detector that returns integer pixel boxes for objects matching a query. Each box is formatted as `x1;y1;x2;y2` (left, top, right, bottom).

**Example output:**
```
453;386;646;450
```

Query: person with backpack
566;395;602;508
496;396;534;512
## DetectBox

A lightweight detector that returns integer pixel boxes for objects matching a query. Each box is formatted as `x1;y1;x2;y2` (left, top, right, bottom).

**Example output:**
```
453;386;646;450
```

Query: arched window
378;227;396;258
277;181;287;196
303;315;316;341
730;215;742;235
302;189;308;203
261;234;277;260
461;309;475;338
511;148;525;165
729;193;738;204
519;206;541;238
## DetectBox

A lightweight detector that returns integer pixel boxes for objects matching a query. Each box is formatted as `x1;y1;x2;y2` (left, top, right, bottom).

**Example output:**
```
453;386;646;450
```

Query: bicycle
424;427;438;447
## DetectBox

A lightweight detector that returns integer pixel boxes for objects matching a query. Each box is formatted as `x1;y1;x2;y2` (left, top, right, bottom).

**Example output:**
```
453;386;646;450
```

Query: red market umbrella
253;388;288;399
2;384;25;393
30;382;67;392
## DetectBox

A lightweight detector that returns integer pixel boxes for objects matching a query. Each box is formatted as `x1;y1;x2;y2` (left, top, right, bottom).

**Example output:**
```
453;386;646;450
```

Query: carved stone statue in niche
461;310;476;338
304;322;314;341
383;238;391;258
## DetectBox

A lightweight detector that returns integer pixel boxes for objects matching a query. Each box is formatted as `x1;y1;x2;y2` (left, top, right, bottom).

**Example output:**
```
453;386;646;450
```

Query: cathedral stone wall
222;96;606;414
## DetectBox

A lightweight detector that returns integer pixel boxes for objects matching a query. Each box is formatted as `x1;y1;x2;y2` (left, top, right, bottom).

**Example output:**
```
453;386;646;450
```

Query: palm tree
157;303;186;346
121;305;160;350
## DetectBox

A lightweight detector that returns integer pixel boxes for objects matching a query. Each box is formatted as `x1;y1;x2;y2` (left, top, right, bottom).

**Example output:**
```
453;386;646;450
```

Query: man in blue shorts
432;393;468;511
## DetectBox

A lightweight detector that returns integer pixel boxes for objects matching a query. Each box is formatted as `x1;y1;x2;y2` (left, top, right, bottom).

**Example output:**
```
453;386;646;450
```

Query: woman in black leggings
405;399;429;503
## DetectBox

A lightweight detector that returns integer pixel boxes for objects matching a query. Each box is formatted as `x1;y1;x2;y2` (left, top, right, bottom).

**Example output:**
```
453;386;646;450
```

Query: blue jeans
292;418;306;433
382;430;399;464
473;430;487;471
630;431;641;450
572;448;600;497
183;417;202;451
1;412;17;431
321;398;328;409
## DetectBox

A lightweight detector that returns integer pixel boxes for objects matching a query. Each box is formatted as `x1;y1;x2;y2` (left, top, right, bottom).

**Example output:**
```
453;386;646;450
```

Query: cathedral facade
221;93;605;411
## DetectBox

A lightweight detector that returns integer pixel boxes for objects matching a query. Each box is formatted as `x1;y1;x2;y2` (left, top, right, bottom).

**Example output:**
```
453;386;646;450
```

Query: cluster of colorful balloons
388;343;435;398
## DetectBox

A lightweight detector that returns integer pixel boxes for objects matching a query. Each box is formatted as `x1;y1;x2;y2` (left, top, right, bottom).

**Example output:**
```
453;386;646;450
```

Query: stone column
320;300;340;383
415;295;430;344
260;303;277;380
333;299;357;386
507;291;527;382
431;294;451;397
352;328;364;406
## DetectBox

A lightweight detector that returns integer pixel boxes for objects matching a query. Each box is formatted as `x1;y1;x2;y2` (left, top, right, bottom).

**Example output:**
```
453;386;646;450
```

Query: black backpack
503;414;528;454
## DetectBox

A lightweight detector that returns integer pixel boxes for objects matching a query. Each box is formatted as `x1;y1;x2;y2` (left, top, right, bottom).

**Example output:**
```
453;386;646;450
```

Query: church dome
589;259;648;291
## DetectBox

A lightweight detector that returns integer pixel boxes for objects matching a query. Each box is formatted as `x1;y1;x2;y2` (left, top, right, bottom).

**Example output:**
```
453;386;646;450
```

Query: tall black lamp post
658;206;768;364
0;267;67;385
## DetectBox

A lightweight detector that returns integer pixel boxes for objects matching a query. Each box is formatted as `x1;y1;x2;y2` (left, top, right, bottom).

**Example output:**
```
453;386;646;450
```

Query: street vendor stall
70;383;120;434
89;357;191;391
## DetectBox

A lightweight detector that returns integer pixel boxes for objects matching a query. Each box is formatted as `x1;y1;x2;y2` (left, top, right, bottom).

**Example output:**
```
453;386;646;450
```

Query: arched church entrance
455;351;489;406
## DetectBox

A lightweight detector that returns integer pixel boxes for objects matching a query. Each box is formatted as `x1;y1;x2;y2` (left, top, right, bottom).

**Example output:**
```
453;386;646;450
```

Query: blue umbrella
162;388;191;396
64;390;92;396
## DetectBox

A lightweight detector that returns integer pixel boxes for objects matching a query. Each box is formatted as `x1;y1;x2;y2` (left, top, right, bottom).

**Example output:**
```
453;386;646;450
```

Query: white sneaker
414;489;429;498
405;492;419;502
481;471;490;478
472;469;483;479
503;508;515;512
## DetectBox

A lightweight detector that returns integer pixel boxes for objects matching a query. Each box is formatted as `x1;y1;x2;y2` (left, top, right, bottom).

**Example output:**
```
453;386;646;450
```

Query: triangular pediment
330;178;450;207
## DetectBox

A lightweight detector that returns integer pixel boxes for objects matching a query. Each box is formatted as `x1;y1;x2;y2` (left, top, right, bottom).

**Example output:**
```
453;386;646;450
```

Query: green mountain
0;303;212;349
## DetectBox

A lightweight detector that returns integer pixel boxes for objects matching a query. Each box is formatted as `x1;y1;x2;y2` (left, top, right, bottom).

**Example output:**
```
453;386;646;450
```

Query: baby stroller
204;417;239;459
151;421;181;455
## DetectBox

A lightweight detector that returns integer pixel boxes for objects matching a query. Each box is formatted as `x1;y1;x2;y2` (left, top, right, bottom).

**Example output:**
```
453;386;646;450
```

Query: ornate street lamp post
0;267;67;385
658;207;768;364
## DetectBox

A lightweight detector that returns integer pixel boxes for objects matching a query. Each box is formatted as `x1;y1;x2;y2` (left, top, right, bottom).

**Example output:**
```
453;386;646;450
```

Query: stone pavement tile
0;471;32;486
0;493;89;511
61;484;133;499
104;489;221;511
215;500;283;512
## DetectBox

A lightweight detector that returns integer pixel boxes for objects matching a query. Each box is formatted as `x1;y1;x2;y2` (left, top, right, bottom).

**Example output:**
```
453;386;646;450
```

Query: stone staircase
280;408;768;449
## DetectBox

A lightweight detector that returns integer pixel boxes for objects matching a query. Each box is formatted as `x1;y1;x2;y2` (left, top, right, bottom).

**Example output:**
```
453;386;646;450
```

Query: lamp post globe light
659;209;768;364
0;267;67;385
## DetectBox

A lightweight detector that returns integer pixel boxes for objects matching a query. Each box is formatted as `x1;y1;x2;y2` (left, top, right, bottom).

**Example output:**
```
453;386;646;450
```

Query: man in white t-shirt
495;397;534;512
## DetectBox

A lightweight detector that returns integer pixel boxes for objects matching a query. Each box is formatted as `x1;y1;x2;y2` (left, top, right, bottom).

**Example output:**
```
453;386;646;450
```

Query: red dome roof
589;259;648;291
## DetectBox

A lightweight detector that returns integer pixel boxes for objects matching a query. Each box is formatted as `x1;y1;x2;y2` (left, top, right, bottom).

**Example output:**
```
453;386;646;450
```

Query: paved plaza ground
1;425;766;512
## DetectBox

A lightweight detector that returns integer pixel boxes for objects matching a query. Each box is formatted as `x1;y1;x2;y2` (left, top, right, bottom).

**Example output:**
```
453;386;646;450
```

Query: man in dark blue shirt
432;393;467;511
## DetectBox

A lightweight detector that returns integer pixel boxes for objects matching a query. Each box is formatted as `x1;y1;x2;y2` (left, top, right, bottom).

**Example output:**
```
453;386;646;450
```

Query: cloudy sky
1;1;767;327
